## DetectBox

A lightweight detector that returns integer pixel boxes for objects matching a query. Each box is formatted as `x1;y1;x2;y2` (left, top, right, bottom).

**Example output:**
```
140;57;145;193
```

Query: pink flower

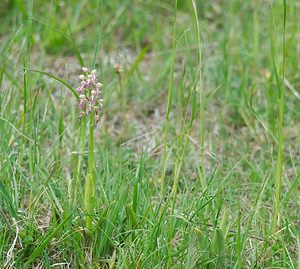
76;85;84;94
76;67;104;123
79;99;86;110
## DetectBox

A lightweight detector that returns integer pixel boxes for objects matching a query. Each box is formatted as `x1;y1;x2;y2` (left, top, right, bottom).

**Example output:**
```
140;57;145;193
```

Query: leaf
25;69;79;99
84;173;94;231
14;0;27;18
125;203;137;228
0;182;18;219
209;228;225;269
23;214;72;268
58;107;65;145
125;46;149;81
29;18;84;66
210;228;225;256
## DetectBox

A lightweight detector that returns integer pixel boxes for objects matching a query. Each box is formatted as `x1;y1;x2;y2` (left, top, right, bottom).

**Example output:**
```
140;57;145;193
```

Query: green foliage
0;0;299;268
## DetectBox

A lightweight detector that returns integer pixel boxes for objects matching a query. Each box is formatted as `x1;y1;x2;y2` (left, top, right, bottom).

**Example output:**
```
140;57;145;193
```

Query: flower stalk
114;63;125;111
75;67;103;231
84;112;95;231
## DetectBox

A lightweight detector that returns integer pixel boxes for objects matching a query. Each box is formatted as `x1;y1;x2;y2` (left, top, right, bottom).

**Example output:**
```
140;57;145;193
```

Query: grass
0;0;300;268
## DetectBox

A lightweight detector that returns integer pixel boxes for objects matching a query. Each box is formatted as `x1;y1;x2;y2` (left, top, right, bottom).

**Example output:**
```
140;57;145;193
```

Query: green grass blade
25;69;79;99
23;213;72;268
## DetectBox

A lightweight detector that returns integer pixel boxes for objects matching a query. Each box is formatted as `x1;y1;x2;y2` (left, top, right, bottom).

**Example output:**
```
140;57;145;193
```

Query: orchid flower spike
76;67;103;123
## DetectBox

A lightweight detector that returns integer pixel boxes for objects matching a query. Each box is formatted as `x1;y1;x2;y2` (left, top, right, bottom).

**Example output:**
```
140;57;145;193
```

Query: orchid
76;67;103;123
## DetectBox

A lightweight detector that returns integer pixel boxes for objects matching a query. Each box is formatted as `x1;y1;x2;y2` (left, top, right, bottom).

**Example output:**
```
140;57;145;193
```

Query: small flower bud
82;67;88;72
79;94;86;99
79;74;85;80
79;100;85;110
96;83;103;89
114;63;123;73
91;90;96;95
76;86;84;93
91;69;97;75
79;111;85;118
90;96;95;104
88;104;92;113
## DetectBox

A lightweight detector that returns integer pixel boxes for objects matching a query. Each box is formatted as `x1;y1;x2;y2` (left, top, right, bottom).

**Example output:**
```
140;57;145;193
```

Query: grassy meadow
0;0;300;268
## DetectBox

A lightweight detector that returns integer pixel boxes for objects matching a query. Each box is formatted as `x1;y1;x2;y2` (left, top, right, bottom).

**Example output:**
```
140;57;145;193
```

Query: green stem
192;0;206;187
273;0;286;231
19;63;27;168
118;73;125;112
89;113;94;178
160;0;177;195
85;113;95;231
73;120;86;204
